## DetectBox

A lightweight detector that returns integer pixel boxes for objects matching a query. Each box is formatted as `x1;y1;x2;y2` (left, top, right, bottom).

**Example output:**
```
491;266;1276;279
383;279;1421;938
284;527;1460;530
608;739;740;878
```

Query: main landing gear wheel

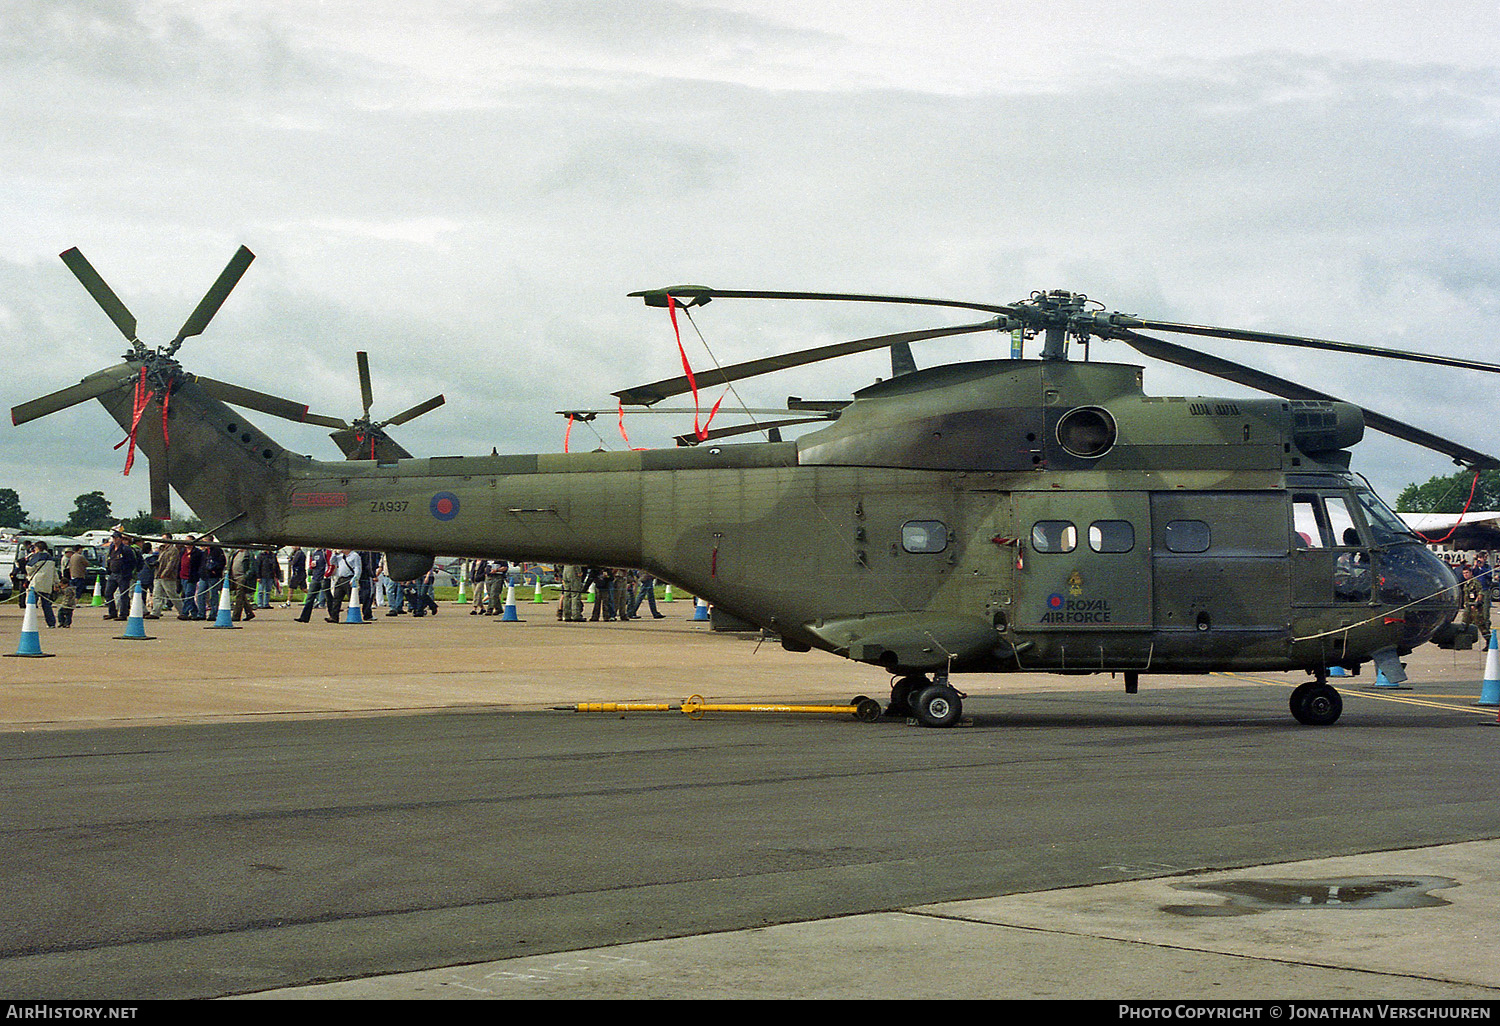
910;683;964;728
888;675;927;717
1289;681;1343;726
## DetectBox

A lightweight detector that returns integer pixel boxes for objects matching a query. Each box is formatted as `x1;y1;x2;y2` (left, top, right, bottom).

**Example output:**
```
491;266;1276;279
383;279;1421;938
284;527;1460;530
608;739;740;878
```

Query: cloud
4;2;1499;519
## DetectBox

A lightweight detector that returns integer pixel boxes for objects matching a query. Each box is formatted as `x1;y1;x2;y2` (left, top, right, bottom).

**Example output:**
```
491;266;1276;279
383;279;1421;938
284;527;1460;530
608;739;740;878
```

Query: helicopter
13;248;1499;727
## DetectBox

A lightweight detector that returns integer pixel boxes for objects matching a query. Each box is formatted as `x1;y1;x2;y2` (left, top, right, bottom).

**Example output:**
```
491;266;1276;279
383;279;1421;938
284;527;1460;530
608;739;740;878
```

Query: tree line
0;488;204;536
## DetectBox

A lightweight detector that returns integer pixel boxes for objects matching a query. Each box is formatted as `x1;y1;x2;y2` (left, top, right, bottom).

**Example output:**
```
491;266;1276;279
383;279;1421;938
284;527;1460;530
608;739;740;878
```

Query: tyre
910;684;963;728
1290;682;1342;726
888;675;927;717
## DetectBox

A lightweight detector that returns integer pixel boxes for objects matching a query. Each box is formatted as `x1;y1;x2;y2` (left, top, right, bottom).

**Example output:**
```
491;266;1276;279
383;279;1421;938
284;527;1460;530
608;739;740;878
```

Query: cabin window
1089;520;1135;553
1031;520;1077;553
1164;519;1210;553
1292;495;1326;548
901;521;950;554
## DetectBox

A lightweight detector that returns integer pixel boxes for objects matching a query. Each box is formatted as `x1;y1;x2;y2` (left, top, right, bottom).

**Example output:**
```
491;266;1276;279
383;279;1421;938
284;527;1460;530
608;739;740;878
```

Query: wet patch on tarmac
1162;876;1458;916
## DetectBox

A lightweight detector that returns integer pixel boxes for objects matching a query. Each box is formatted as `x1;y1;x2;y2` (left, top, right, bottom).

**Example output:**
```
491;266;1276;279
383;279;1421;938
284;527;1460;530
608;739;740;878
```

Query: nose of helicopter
1379;544;1461;648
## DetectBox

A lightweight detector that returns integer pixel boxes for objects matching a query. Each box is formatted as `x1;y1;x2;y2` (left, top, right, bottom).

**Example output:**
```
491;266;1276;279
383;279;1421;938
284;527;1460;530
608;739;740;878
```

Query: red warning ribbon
616;403;646;451
1412;469;1479;544
564;414;574;453
666;295;725;441
113;367;152;475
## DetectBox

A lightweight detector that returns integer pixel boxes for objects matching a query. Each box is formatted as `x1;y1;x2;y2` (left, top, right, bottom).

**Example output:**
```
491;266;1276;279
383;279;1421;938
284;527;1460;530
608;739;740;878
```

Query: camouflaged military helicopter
14;248;1499;728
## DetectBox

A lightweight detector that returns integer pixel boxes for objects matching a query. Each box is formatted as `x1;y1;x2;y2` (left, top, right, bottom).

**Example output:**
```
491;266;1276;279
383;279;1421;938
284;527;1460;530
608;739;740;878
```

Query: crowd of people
10;530;676;629
462;561;666;622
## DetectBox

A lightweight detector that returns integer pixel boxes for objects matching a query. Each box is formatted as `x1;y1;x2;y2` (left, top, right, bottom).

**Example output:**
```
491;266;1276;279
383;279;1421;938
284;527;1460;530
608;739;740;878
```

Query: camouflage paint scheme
75;353;1459;687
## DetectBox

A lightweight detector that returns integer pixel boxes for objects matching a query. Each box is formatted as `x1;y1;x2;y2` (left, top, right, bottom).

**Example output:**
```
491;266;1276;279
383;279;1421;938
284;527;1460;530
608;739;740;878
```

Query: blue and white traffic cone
6;588;52;658
345;593;364;624
501;584;520;621
691;597;709;621
1478;631;1499;707
115;582;155;641
206;577;240;629
1328;666;1346;677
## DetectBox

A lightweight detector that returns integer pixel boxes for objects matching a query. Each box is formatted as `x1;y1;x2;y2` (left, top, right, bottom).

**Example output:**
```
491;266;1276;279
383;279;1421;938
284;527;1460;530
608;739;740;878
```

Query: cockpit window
1355;490;1418;546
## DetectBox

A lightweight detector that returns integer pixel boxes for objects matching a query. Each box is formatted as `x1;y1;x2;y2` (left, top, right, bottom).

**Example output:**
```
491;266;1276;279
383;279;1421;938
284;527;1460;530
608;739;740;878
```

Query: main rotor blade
630;286;1018;318
194;376;312;424
10;363;137;426
59;249;138;343
1119;330;1500;470
1136;318;1500;375
557;407;817;417
673;415;835;447
378;393;445;429
356;352;374;420
172;246;255;346
614;320;1000;406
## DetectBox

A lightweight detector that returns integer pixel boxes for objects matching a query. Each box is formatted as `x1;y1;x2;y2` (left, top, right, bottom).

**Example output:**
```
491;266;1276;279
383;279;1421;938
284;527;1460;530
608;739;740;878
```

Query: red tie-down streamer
666;295;725;441
114;366;171;475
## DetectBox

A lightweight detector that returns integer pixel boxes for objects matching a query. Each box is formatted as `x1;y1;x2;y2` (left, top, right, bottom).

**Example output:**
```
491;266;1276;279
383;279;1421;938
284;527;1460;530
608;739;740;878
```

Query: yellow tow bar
558;694;884;722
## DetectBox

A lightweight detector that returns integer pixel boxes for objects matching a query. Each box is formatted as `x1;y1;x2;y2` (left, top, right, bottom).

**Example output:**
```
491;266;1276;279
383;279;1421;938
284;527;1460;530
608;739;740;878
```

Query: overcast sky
2;0;1498;521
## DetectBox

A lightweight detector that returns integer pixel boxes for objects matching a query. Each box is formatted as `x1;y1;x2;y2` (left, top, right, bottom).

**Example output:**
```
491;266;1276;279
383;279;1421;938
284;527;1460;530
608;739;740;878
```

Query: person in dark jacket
104;533;139;621
195;541;224;619
295;548;330;623
178;539;204;620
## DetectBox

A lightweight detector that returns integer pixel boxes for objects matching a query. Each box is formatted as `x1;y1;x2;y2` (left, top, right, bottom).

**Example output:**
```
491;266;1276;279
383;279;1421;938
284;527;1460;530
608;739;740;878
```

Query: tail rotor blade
59;249;138;344
173;246;255;347
378;394;445;429
301;411;352;430
10;363;137;426
356;352;374;420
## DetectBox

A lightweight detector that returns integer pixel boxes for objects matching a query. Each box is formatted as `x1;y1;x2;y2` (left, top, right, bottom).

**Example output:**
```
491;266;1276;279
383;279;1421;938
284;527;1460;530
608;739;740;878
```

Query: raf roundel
1047;593;1065;610
430;491;460;522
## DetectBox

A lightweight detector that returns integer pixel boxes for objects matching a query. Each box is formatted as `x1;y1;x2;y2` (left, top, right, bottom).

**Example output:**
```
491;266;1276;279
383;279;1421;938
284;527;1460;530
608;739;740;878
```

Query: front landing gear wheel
910;683;963;728
1290;681;1343;726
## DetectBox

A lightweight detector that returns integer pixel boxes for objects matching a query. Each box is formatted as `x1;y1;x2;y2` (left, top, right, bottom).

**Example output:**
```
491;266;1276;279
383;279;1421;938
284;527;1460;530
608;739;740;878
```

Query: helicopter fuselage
95;356;1459;685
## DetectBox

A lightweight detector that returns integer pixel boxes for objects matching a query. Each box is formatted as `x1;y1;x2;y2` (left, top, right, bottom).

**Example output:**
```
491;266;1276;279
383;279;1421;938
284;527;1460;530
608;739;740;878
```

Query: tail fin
94;373;290;541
